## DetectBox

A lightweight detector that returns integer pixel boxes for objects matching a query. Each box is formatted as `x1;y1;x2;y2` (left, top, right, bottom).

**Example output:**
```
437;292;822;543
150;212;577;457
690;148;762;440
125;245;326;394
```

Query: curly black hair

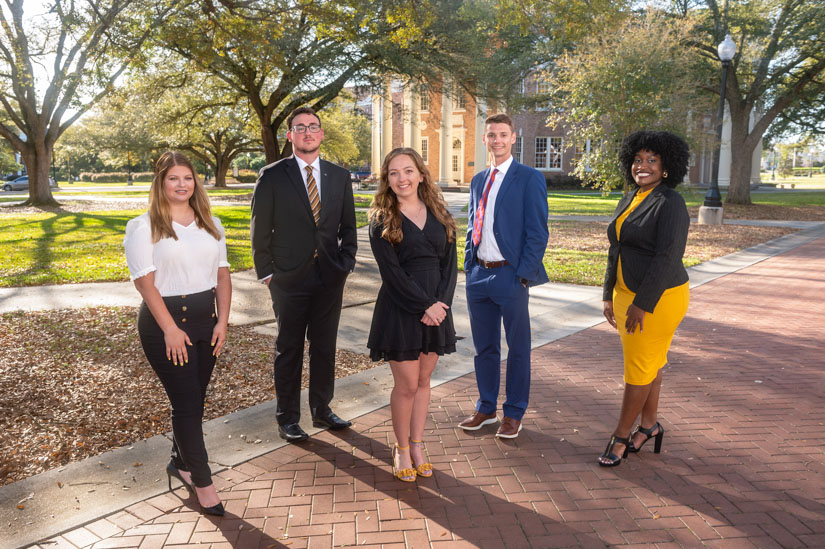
619;130;690;189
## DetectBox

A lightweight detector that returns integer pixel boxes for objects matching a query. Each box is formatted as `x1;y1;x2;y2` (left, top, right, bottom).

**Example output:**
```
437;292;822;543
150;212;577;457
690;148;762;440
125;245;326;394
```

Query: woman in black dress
368;147;457;482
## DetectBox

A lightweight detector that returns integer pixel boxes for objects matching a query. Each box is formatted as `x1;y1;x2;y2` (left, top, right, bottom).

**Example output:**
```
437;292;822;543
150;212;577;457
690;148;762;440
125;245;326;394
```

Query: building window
549;137;562;169
420;93;430;112
452;138;462;174
519;79;526;95
535;138;547;169
535;80;551;95
535;136;563;170
514;136;523;163
454;83;466;110
574;143;586;166
421;137;428;163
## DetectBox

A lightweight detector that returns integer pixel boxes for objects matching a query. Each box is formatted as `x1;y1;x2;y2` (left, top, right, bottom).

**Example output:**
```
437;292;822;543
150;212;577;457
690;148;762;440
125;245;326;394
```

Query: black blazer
602;185;689;312
250;156;357;289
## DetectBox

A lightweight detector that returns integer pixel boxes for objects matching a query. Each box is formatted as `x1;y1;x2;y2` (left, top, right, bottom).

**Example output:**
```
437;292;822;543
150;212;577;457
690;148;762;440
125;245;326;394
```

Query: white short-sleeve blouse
123;212;231;297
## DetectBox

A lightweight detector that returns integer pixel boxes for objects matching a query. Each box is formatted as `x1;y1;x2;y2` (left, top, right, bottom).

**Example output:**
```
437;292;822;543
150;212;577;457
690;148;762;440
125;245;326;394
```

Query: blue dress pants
465;263;531;421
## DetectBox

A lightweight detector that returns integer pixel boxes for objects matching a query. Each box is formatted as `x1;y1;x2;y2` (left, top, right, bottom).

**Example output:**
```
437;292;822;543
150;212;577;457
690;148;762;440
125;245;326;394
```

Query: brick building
367;77;762;189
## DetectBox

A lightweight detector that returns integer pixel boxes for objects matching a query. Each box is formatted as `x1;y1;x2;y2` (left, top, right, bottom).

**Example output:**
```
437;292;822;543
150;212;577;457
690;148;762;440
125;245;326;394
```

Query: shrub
545;173;584;190
236;169;258;183
78;172;155;182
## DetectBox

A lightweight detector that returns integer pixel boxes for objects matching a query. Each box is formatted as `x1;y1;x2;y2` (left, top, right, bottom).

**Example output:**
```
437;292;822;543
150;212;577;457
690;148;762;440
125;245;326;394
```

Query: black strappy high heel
627;422;664;454
598;434;630;467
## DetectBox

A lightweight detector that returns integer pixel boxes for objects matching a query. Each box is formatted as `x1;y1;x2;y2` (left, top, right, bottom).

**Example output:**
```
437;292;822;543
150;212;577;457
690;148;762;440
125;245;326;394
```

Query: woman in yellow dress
598;130;691;467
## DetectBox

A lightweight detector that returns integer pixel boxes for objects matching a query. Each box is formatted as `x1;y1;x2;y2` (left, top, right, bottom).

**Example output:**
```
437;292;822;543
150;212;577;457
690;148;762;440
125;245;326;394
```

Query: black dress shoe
278;423;308;442
312;410;352;430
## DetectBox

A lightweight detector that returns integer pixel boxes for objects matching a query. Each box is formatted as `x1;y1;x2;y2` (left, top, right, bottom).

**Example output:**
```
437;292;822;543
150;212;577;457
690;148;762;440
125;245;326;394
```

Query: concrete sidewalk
11;226;825;548
2;220;825;548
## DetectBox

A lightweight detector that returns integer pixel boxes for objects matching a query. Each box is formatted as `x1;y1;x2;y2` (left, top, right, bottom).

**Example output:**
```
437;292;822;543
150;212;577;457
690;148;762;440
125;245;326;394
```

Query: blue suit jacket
465;160;550;286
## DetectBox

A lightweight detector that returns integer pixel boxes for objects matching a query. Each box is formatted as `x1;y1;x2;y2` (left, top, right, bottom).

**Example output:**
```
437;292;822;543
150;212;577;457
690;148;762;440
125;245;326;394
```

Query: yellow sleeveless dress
613;187;689;385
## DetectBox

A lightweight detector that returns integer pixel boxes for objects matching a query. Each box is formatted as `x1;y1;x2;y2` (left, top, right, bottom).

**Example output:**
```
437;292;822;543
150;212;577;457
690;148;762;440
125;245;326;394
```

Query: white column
474;99;487;173
749;109;762;186
382;77;393;160
411;92;420;154
407;86;419;152
402;85;412;148
371;93;381;179
718;103;731;188
439;81;453;186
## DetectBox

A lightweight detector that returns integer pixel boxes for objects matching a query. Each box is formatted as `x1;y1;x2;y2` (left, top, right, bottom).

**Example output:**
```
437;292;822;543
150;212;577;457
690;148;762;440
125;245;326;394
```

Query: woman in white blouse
123;151;231;516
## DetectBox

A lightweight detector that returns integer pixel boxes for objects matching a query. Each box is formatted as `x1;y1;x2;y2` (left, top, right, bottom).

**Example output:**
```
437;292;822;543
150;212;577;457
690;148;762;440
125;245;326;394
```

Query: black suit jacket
602;185;690;312
250;156;357;289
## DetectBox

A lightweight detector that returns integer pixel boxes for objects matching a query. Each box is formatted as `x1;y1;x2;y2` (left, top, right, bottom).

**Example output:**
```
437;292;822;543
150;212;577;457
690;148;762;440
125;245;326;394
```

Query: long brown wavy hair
368;147;456;245
148;151;220;242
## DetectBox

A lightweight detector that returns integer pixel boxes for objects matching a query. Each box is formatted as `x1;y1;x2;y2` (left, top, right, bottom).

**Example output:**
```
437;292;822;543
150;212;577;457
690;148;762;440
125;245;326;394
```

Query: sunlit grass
0;207;368;287
456;221;706;286
546;188;825;216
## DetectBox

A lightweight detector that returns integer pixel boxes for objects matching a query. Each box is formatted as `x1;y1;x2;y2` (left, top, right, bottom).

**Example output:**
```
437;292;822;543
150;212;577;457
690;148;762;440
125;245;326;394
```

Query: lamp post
771;148;776;181
809;146;814;178
699;34;736;225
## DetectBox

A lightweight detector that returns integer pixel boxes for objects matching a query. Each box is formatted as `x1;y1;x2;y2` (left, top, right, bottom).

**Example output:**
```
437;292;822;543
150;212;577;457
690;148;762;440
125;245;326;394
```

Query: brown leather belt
477;258;509;268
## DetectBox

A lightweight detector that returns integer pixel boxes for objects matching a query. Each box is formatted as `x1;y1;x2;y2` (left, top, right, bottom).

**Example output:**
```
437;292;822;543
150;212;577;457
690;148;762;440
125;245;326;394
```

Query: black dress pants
269;261;345;425
138;288;217;488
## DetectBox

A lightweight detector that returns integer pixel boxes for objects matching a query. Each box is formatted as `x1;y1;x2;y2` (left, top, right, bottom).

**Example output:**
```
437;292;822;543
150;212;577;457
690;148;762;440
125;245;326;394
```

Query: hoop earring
663;171;668;178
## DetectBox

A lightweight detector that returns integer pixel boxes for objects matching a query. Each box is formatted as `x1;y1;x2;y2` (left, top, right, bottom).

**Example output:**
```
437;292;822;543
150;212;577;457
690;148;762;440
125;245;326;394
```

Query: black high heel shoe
166;460;225;516
598;434;630;467
166;460;194;494
199;501;225;517
627;422;664;454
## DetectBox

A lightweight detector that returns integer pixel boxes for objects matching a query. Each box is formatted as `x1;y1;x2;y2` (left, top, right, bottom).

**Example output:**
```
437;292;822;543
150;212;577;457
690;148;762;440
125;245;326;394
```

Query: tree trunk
725;106;755;205
23;140;59;207
261;121;280;163
214;153;228;188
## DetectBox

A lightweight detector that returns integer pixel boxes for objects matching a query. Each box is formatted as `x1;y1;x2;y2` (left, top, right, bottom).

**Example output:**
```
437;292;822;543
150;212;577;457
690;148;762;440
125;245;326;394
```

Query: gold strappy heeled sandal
410;439;433;478
392;444;417;482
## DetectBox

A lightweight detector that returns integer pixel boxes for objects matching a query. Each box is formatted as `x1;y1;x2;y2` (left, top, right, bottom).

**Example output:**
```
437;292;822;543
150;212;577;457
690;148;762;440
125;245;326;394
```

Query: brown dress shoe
458;411;498;431
496;417;523;439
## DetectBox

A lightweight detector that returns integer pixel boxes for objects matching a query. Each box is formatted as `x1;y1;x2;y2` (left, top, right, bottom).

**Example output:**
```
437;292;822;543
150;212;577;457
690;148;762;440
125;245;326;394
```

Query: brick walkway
37;236;825;548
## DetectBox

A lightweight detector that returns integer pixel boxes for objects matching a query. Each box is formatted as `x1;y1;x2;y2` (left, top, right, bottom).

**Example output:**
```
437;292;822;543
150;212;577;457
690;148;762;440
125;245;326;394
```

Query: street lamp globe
718;34;736;62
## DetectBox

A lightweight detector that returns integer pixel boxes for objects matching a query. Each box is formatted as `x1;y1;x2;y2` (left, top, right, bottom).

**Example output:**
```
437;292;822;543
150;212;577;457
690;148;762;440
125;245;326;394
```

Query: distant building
368;77;762;189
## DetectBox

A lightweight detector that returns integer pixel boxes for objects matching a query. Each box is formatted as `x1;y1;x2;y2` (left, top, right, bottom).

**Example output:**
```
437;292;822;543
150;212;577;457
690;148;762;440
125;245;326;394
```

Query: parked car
349;170;371;182
2;175;57;191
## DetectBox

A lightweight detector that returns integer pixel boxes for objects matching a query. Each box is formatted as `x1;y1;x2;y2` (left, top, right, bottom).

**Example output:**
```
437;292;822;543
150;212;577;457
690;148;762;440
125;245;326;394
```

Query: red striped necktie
472;168;499;246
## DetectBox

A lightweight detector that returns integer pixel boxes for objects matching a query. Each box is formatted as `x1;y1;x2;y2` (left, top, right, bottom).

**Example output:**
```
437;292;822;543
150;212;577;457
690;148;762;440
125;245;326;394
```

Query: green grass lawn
0;207;368;287
354;193;373;208
760;172;825;189
52;188;253;198
546;188;825;216
455;221;703;286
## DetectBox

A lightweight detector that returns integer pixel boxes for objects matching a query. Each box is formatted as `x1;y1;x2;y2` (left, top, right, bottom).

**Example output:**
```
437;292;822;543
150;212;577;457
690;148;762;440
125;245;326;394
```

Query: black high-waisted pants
138;288;217;488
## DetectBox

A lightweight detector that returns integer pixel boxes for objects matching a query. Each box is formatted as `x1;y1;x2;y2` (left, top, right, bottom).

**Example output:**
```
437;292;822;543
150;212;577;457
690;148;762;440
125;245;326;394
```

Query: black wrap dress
367;209;458;362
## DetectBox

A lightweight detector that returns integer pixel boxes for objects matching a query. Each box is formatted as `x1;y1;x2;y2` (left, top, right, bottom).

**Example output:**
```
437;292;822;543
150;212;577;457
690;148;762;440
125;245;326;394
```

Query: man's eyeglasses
291;124;322;134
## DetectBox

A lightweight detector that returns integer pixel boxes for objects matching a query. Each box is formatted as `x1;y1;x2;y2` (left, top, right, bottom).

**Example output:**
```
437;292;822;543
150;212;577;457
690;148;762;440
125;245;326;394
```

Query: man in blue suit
459;113;549;439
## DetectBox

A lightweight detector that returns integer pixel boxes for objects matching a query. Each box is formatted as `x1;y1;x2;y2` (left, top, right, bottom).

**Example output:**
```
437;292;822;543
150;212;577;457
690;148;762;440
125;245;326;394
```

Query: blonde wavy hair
368;147;456;245
148;151;220;242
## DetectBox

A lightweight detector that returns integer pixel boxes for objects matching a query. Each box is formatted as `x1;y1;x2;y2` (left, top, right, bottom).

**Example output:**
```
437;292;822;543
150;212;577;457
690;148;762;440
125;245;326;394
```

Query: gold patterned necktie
305;165;321;225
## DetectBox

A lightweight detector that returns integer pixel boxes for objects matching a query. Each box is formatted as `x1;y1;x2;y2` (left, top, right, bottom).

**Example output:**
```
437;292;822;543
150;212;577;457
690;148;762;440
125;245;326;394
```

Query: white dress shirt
295;155;322;199
477;155;513;262
123;212;230;296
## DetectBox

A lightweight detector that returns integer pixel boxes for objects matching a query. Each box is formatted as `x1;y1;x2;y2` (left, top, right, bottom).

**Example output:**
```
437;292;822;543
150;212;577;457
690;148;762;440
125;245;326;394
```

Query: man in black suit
251;106;357;442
